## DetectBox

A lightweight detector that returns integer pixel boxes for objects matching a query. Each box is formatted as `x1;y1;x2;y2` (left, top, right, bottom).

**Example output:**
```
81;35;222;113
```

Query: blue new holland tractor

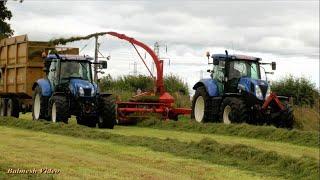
191;51;294;128
32;54;116;129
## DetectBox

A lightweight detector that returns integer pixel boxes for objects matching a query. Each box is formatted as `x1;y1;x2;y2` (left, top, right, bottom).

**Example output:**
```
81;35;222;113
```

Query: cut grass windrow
0;117;319;179
137;118;319;148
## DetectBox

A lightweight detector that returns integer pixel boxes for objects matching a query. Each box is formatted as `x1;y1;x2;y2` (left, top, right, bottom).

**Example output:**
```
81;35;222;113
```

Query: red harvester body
105;32;191;123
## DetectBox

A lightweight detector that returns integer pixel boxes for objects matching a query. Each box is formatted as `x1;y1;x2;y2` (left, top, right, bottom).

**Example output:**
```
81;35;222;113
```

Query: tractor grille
83;88;92;96
259;85;268;98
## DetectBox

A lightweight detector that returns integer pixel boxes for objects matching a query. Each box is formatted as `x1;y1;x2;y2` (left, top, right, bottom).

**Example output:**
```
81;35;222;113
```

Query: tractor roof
212;54;262;61
46;54;94;61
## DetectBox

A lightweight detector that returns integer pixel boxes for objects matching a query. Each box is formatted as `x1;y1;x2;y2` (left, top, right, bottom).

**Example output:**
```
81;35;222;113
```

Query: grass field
0;114;319;179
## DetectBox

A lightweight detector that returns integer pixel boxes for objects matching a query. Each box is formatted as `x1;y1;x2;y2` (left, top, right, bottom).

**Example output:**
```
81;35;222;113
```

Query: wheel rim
7;99;12;116
194;96;205;123
51;103;57;123
223;105;232;124
33;94;41;120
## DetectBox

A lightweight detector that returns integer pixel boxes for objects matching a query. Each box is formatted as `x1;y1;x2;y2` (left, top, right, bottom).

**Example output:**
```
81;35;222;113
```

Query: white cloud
6;0;319;89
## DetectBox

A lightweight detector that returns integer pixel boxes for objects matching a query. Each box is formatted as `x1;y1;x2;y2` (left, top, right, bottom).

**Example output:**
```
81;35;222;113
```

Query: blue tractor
191;51;294;128
32;54;116;129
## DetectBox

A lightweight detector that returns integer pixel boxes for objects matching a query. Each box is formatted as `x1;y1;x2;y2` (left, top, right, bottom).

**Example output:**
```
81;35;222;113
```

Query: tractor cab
44;54;108;97
45;54;94;93
208;52;275;101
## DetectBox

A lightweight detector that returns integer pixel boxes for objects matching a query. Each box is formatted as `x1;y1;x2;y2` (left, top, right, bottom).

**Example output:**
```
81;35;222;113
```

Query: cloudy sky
7;0;320;92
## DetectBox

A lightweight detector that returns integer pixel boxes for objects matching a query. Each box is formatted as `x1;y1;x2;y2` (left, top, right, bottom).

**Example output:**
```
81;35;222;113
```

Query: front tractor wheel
220;97;249;124
98;96;116;129
191;86;215;123
49;96;69;123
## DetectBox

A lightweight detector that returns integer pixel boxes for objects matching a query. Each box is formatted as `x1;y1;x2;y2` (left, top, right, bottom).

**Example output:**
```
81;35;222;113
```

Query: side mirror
206;52;210;60
100;61;108;69
213;59;219;65
207;69;211;73
271;62;276;70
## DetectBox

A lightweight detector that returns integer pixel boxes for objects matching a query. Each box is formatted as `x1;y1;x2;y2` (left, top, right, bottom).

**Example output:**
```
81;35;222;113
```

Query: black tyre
97;96;116;129
32;86;49;120
220;97;249;124
76;116;96;127
0;98;7;116
49;96;69;123
274;103;294;129
7;98;19;118
191;86;216;123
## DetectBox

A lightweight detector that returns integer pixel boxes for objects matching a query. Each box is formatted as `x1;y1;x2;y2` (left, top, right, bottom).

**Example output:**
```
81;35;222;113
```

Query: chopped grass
109;126;319;160
1;126;271;180
0;117;319;179
137;118;319;148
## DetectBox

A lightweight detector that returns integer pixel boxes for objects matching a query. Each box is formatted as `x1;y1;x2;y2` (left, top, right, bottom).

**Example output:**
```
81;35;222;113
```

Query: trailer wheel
191;86;215;123
32;86;49;120
49;96;69;123
97;96;116;129
7;98;19;118
220;97;249;124
0;99;7;116
76;116;96;127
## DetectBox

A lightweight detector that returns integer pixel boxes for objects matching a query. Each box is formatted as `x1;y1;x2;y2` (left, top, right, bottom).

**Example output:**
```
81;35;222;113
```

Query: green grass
138;117;319;148
109;126;319;160
0;117;319;179
1;126;274;180
294;106;320;131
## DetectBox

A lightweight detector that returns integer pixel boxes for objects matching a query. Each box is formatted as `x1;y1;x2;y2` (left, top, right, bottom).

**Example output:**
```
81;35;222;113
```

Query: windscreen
228;61;260;80
60;61;92;82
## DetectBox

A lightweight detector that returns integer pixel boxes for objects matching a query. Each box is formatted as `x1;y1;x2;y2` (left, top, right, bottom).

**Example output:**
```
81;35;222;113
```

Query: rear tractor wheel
32;86;49;120
191;86;216;123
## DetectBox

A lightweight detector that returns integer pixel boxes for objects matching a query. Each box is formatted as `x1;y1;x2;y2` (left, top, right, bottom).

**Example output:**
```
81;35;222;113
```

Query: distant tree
0;0;14;39
271;75;319;107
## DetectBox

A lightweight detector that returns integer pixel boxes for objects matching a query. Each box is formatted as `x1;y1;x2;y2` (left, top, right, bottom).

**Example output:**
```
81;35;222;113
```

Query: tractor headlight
79;87;85;96
255;85;263;100
91;87;95;96
265;86;271;100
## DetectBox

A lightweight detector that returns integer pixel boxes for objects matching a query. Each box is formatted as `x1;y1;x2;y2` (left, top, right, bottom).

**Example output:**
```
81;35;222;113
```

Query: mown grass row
137;118;319;148
0;117;319;179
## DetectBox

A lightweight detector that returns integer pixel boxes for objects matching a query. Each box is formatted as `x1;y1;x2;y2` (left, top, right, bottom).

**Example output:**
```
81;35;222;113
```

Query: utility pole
133;61;138;76
94;35;99;82
200;70;203;79
153;42;160;74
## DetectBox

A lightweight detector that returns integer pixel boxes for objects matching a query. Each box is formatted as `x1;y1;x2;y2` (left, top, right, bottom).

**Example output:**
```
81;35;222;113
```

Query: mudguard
193;79;219;97
32;79;52;97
